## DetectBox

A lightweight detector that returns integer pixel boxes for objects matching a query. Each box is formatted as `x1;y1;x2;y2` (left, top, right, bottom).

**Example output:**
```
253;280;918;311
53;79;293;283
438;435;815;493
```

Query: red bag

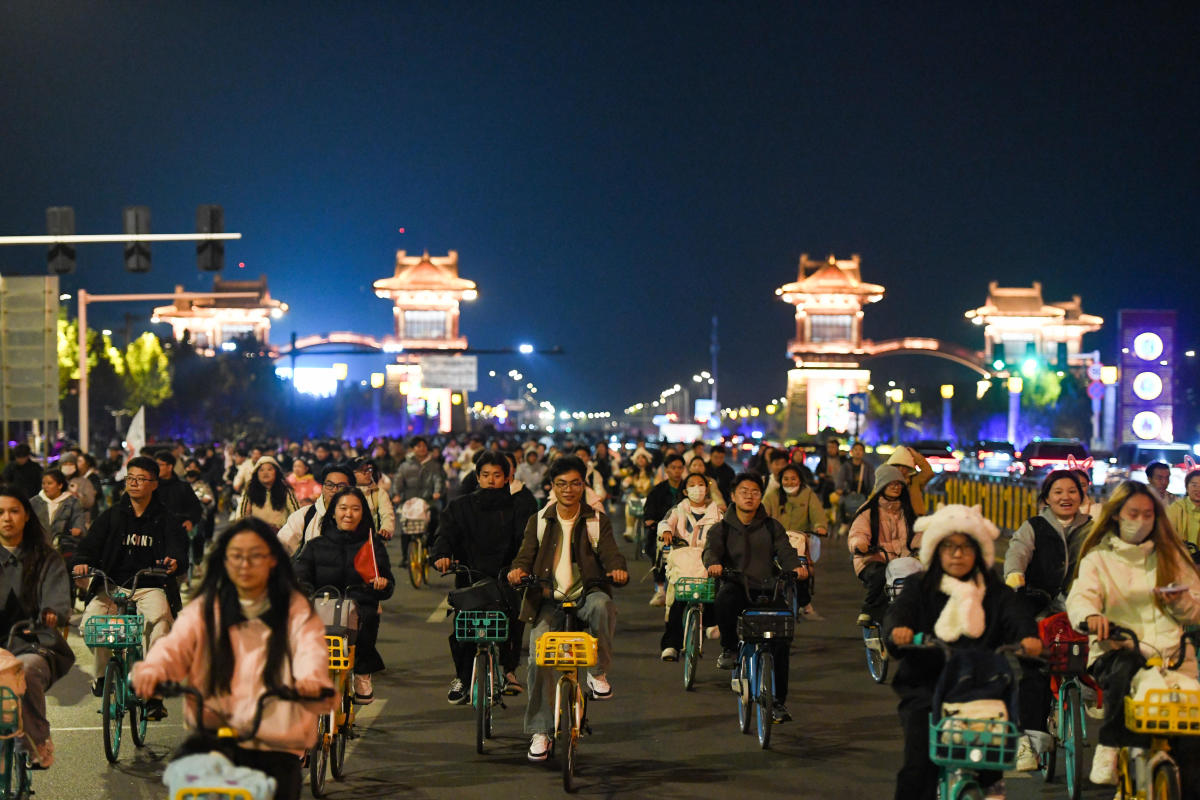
354;529;379;584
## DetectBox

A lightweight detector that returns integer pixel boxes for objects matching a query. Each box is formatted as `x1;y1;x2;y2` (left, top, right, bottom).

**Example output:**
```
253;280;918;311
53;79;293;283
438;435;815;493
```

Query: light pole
1006;376;1023;446
886;388;904;444
940;384;954;440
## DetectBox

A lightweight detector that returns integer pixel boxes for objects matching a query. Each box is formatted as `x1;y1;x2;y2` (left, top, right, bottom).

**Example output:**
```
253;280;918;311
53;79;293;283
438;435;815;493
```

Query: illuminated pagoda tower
965;282;1103;370
151;275;288;354
372;250;478;433
777;253;884;438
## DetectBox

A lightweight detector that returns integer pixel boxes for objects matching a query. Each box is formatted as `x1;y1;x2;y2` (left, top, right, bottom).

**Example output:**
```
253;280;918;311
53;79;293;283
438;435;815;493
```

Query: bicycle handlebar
79;566;171;595
154;681;335;742
905;633;1042;662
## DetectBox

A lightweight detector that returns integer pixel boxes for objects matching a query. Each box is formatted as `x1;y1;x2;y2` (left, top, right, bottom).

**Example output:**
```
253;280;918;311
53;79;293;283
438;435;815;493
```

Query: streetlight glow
518;343;534;354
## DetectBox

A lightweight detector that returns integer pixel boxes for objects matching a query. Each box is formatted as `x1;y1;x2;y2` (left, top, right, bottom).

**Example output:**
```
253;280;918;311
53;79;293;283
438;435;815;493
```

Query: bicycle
400;498;431;589
443;563;509;755
155;681;333;799
725;569;799;749
522;576;611;793
674;576;715;691
1102;623;1200;800
307;587;358;798
855;548;920;684
1028;609;1091;800
0;620;41;800
626;495;647;561
80;566;170;764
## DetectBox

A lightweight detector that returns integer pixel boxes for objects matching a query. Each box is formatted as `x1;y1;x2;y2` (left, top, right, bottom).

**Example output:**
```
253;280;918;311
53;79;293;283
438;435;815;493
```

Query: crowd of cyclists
2;431;1200;799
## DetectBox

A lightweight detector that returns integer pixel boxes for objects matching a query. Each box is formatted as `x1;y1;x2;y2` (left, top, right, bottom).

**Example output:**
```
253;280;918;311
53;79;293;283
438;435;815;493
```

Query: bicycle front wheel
560;683;578;793
1152;760;1181;800
330;691;350;778
129;691;148;748
736;651;752;734
1062;682;1084;799
309;715;330;797
863;625;888;684
682;606;700;691
408;540;426;589
474;651;490;754
101;658;125;763
756;652;774;749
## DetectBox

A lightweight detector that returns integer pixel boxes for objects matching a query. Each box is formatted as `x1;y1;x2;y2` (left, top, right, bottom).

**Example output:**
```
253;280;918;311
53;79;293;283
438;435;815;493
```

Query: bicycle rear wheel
863;625;888;683
1062;682;1084;799
560;684;578;793
756;652;774;749
408;539;427;588
682;606;700;690
736;651;752;734
330;690;350;778
309;715;330;797
474;651;489;754
101;658;125;763
632;519;645;561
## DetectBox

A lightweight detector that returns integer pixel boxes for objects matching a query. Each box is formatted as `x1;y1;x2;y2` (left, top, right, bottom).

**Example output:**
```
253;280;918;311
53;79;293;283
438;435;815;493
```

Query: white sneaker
527;733;552;762
586;672;612;699
800;604;824;621
648;588;666;607
661;647;679;661
353;673;374;705
705;625;720;640
1089;743;1119;785
1015;735;1038;771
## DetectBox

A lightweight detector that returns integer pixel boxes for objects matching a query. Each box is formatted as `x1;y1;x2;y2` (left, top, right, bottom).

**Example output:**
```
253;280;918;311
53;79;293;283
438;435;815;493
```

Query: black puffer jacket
431;487;536;588
294;526;394;610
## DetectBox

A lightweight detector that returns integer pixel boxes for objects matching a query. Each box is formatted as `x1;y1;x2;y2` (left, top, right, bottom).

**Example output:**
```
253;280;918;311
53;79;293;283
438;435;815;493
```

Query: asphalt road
40;515;1117;800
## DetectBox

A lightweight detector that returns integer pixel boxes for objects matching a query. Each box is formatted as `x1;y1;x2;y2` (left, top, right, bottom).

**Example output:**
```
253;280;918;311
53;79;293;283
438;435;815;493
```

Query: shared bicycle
857;549;920;684
80;566;170;764
308;587;359;798
674;576;715;691
400;498;432;589
445;563;510;755
1032;611;1091;800
0;620;42;800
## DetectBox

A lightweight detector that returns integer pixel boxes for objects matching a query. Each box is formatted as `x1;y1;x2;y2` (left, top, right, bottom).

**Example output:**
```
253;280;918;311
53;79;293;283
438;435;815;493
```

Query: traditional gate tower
777;253;884;438
372;250;477;433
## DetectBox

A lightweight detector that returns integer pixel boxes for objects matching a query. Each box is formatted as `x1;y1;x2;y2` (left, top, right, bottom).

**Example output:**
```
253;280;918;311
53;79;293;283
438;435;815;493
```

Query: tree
117;332;173;411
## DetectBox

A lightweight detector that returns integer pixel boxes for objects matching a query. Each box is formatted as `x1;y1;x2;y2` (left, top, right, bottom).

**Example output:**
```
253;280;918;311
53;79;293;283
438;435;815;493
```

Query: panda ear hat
915;504;998;569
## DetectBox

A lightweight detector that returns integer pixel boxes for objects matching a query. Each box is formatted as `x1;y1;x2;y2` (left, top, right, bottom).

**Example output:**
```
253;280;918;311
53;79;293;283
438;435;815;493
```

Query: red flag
354;528;379;583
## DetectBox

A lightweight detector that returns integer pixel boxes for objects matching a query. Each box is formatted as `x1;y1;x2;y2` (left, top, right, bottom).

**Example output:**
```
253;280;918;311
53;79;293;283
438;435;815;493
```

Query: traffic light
122;206;151;272
196;204;224;271
46;206;76;274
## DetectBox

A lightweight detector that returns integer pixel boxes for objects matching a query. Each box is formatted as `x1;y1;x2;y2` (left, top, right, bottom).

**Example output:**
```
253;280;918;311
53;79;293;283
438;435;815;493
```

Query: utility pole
710;315;719;406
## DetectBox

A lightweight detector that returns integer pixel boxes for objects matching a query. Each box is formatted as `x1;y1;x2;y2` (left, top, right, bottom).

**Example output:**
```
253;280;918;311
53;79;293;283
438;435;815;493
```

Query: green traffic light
992;359;1005;371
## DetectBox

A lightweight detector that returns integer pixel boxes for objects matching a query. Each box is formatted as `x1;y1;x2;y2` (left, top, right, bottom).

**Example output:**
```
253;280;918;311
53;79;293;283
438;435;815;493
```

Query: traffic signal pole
76;290;258;450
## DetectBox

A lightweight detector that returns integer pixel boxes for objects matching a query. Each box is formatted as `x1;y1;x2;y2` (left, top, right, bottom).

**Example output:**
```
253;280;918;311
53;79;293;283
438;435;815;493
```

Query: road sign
1086;363;1103;382
848;392;868;415
420;355;477;390
1087;380;1105;401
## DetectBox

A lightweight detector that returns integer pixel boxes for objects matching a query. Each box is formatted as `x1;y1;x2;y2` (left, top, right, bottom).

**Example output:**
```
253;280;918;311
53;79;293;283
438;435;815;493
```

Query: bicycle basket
401;517;428;535
535;632;597;668
674;577;716;604
0;686;20;735
326;634;353;671
174;788;255;800
1038;612;1089;675
1124;688;1200;736
736;610;794;642
455;610;509;642
627;497;646;517
929;717;1019;771
83;614;144;649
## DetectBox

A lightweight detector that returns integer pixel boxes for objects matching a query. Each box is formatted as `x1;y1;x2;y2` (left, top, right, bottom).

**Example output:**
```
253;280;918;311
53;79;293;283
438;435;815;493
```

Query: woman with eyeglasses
293;487;394;705
132;517;335;800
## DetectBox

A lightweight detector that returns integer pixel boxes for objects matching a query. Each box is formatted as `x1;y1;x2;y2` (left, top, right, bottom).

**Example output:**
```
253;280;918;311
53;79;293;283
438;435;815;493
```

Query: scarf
934;573;986;642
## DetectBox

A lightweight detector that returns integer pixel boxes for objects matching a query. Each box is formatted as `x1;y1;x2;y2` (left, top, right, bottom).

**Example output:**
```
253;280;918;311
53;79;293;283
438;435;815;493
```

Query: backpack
536;509;601;549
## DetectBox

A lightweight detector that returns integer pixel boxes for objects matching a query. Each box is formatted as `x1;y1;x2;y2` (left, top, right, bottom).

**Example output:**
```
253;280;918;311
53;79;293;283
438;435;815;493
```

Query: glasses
323;481;351;491
553;480;584;491
226;552;272;566
938;542;971;555
125;476;157;485
735;487;762;497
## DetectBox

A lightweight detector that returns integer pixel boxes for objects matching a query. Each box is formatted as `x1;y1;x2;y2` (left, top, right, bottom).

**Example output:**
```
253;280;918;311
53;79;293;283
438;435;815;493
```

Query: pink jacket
847;499;919;576
133;592;335;755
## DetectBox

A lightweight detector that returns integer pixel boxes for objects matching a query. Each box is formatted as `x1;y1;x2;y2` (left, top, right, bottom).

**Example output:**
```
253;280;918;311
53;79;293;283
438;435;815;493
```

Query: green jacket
1166;498;1200;546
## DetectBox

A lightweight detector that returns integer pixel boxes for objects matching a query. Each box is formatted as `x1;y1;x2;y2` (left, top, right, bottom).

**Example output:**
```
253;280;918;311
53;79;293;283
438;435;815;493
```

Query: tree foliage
119;332;173;410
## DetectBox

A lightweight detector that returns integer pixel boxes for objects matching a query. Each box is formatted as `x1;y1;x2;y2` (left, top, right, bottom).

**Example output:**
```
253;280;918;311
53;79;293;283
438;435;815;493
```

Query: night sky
2;2;1197;412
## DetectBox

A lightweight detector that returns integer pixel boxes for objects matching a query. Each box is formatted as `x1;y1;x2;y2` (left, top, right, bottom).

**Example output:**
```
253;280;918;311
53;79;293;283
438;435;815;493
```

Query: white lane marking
426;597;450;623
56;724;183;731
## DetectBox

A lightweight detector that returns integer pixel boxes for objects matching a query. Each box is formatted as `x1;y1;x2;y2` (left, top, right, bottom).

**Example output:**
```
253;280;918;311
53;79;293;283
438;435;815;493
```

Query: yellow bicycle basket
535;632;598;668
326;634;353;671
175;788;254;800
1124;688;1200;736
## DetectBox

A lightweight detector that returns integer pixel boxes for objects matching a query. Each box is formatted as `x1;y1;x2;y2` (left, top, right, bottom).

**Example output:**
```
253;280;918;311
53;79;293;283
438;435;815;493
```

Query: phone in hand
1154;583;1189;596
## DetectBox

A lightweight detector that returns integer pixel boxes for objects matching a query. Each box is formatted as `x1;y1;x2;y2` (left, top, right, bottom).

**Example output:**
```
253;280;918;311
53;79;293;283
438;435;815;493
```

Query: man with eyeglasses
74;455;185;720
276;464;353;556
507;455;628;763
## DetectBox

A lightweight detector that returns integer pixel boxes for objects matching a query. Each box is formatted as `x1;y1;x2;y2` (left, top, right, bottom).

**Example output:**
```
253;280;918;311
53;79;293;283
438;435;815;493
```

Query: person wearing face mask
1166;468;1200;549
1003;470;1093;614
655;472;723;661
432;452;534;701
848;465;920;627
763;464;826;535
1066;480;1200;790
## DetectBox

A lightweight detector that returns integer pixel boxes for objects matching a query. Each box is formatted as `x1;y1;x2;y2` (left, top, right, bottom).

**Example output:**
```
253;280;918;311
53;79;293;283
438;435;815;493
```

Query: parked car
964;440;1018;475
1017;438;1089;477
908;440;960;473
1104;441;1194;496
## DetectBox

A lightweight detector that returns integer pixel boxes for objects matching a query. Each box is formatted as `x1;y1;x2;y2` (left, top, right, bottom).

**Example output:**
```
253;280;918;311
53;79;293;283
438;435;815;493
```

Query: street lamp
1007;376;1023;445
518;343;534;354
940;384;954;440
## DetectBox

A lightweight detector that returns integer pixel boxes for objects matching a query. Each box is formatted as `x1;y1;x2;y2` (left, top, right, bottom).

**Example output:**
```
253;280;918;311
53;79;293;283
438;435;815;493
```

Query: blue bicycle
726;570;799;750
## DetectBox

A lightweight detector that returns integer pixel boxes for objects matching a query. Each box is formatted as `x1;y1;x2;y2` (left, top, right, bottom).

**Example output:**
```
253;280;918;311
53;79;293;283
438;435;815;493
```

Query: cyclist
73;455;184;720
286;456;321;506
686;454;726;511
619;449;654;542
30;468;85;550
0;485;74;769
885;446;935;515
235;456;300;533
131;517;335;800
351;457;395;541
506;455;628;763
432;452;535;701
276;464;353;557
848;465;919;626
1003;470;1092;613
1065;480;1200;789
885;503;1040;800
703;472;810;723
763;463;825;536
514;447;547;504
643;453;685;606
293;487;394;705
657;471;721;660
1166;467;1200;547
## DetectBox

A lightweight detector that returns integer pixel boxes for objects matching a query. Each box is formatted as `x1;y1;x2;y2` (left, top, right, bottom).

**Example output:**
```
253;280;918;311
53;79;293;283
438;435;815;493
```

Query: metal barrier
925;474;1040;533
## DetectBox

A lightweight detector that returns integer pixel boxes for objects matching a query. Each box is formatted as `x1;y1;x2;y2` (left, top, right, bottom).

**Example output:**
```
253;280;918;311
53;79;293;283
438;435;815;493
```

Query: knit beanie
915;503;998;568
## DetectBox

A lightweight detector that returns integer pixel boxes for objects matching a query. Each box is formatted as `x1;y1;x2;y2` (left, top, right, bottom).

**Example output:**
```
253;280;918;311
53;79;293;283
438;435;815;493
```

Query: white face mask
686;486;707;504
783;485;800;495
1118;517;1153;544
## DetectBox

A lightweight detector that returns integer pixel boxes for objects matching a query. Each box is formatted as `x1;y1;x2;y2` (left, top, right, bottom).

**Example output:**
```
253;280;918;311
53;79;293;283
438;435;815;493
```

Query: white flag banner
126;406;146;457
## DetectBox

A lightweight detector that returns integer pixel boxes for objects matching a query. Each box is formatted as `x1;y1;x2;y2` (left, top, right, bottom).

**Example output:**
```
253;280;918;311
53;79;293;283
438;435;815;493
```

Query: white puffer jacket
1066;534;1200;673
